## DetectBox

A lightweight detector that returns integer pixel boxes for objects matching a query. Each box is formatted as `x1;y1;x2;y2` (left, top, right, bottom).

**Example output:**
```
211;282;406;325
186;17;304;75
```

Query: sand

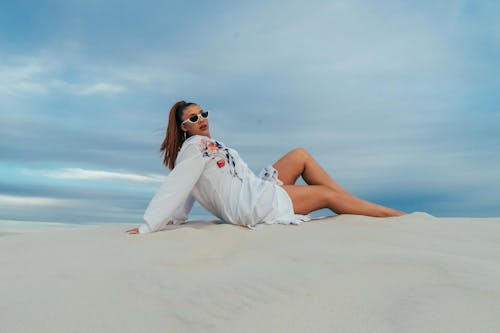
1;212;499;333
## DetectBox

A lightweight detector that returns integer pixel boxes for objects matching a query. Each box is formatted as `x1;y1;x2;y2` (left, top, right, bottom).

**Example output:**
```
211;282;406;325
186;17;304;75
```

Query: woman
126;101;404;234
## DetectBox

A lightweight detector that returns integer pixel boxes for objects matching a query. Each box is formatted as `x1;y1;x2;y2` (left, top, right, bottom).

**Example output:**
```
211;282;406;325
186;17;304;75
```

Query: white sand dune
1;212;499;333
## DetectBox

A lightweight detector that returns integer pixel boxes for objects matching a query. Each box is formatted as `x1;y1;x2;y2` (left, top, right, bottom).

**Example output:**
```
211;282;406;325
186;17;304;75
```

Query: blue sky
1;0;499;225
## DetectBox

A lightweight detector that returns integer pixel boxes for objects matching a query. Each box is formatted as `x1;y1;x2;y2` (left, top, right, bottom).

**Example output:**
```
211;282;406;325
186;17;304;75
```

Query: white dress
138;135;311;233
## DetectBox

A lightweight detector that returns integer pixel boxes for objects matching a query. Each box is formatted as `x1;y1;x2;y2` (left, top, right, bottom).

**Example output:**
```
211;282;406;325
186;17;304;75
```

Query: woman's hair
160;100;196;170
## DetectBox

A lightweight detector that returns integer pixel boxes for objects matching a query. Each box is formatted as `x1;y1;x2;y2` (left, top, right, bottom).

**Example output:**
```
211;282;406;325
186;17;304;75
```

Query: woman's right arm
136;142;206;234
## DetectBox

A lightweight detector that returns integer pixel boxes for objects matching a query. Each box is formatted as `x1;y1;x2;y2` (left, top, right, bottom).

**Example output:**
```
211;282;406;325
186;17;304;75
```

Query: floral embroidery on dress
259;165;284;186
199;138;242;181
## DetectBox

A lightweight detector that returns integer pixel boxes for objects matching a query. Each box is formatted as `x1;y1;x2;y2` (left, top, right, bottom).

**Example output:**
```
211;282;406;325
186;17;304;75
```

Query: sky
1;0;499;226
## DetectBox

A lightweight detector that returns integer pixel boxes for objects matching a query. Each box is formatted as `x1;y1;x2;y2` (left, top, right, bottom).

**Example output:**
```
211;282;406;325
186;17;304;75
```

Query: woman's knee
318;185;340;206
289;147;310;160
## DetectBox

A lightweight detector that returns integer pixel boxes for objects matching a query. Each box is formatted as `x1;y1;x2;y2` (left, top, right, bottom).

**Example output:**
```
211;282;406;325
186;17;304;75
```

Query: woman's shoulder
182;135;226;149
179;135;232;160
178;135;214;155
181;135;210;149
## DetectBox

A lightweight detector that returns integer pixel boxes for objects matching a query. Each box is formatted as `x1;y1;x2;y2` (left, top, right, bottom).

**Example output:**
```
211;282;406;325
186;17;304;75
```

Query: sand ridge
1;212;499;332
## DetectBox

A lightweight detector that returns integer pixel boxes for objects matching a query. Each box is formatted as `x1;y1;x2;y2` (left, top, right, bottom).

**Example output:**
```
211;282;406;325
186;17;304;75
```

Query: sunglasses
181;111;209;125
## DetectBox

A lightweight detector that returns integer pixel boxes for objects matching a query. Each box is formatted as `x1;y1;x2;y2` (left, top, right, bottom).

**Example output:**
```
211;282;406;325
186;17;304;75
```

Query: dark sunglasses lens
189;115;199;123
201;111;208;118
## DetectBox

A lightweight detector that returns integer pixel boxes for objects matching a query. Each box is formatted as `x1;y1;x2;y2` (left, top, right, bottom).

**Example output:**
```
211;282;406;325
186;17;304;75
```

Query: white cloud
23;167;165;184
0;194;78;206
49;79;126;95
0;57;49;96
0;54;127;97
76;82;126;95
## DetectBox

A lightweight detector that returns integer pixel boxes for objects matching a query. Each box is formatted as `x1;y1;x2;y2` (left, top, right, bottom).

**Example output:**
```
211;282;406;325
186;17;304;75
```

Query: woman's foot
381;208;406;217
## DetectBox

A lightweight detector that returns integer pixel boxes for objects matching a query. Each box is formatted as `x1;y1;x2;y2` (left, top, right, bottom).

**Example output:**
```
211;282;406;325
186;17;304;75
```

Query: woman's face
180;104;211;138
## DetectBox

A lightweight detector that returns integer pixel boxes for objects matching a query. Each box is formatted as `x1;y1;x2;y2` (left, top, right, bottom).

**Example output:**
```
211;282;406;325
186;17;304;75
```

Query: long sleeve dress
138;135;311;233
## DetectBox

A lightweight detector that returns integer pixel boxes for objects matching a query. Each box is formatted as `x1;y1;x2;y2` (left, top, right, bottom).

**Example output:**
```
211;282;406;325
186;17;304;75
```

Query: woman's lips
200;124;208;130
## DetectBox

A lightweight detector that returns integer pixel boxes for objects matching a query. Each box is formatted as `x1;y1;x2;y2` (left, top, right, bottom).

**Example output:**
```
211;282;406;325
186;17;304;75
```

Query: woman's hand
126;227;139;234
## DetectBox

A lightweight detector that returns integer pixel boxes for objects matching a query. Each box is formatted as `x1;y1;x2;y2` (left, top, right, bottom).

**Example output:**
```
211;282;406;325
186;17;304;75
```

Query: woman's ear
180;124;187;132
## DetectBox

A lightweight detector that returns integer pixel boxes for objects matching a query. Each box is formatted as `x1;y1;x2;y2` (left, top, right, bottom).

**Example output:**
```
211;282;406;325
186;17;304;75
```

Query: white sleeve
138;143;205;233
138;195;194;233
171;193;195;224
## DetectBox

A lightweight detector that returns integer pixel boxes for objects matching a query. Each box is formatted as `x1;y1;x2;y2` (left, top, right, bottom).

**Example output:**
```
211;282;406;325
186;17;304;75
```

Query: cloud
22;168;165;184
0;194;79;206
0;54;128;97
75;82;126;95
0;57;49;95
49;79;127;95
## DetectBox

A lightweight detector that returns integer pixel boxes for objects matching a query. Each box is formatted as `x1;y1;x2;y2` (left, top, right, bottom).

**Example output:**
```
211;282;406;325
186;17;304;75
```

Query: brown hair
160;100;196;170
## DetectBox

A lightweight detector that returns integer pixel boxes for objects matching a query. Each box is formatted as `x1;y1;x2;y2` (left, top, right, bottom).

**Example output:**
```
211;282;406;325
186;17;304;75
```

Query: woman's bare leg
273;148;405;217
282;185;402;217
